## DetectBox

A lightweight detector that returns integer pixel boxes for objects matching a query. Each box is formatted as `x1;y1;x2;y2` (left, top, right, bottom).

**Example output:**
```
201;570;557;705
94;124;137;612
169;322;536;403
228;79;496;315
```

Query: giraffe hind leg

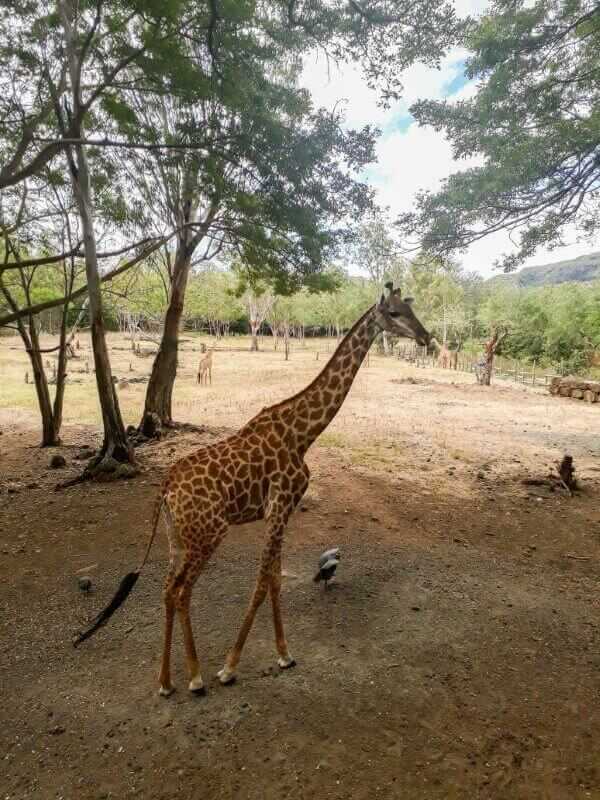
269;552;295;669
158;507;183;697
178;519;228;694
159;515;228;696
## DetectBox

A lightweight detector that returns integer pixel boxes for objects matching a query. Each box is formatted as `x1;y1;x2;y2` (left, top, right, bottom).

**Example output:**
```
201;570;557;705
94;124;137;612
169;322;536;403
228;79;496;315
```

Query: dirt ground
1;333;600;800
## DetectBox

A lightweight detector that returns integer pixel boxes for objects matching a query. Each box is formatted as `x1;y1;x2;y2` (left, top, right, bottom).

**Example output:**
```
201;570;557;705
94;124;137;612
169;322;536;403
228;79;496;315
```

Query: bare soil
1;334;600;799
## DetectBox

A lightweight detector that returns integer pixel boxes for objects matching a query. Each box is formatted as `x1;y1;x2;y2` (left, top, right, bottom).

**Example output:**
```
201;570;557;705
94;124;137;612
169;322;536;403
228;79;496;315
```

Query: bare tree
478;327;508;386
244;287;274;352
0;182;81;445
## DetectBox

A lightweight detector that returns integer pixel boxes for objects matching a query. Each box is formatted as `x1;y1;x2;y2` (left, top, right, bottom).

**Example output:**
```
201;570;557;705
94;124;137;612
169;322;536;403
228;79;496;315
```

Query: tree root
55;446;138;490
521;454;579;497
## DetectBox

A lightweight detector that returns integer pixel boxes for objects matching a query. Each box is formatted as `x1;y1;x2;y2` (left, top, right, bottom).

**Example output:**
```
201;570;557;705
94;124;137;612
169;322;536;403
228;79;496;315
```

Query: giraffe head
374;283;430;347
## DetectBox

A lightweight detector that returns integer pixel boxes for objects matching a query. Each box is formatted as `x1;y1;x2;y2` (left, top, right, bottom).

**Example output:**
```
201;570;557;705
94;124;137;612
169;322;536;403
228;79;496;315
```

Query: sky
300;0;597;280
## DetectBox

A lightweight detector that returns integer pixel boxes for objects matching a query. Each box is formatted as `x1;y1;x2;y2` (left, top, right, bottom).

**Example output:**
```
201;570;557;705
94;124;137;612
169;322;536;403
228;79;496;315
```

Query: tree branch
0;238;166;326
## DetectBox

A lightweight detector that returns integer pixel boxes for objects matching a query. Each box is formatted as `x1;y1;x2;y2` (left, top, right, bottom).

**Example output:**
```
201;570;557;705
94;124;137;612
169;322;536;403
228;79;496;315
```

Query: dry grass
1;330;599;489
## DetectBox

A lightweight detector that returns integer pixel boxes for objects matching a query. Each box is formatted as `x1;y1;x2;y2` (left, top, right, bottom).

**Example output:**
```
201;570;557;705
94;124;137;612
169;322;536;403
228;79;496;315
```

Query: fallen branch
75;563;98;574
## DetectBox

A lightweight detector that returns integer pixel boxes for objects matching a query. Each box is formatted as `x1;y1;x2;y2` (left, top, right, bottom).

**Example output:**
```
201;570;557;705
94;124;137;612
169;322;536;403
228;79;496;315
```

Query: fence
395;343;557;388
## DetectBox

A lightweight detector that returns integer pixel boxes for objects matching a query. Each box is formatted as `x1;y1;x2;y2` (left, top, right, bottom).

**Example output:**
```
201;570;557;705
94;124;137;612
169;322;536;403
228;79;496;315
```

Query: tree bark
382;330;390;355
27;318;60;446
250;322;260;351
140;245;192;430
60;3;133;473
69;142;133;468
480;328;507;387
52;301;69;438
0;278;62;446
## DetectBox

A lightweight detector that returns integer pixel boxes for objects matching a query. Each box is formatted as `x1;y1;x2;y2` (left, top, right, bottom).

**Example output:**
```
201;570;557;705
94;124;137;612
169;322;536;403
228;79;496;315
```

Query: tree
268;295;297;358
398;0;600;271
185;269;243;336
478;327;509;386
127;85;378;428
353;218;407;353
404;256;468;345
1;0;465;449
0;181;82;445
242;282;275;352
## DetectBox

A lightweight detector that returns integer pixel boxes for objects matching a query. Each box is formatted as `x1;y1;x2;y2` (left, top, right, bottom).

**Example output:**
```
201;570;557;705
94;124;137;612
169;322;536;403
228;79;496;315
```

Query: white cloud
299;1;599;280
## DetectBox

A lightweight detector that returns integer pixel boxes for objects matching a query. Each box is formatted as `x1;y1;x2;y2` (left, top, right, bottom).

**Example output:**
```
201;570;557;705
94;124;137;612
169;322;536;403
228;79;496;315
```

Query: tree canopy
398;0;600;271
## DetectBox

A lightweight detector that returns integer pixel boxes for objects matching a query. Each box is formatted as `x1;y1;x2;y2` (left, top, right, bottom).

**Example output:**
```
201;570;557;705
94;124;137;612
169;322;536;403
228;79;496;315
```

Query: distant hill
488;252;600;288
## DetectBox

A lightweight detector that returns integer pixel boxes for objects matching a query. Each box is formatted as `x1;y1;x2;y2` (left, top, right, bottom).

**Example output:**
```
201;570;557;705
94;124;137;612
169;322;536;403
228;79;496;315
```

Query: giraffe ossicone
74;286;431;696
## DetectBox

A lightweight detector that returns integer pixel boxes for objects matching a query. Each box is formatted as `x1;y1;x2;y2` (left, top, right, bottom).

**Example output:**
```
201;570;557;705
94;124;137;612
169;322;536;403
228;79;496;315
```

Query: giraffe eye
388;312;402;318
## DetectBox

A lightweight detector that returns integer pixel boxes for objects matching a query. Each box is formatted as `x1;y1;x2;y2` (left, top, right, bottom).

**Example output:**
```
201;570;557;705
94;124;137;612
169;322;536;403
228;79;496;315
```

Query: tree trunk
27;319;61;446
1;279;61;446
479;328;506;387
250;322;259;351
70;141;133;469
52;302;70;439
141;246;192;431
382;330;390;356
284;326;290;361
59;5;133;474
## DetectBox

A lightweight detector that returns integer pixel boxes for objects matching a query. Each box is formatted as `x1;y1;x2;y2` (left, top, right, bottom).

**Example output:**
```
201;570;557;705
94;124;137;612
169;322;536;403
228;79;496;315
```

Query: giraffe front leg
218;490;296;686
270;552;296;670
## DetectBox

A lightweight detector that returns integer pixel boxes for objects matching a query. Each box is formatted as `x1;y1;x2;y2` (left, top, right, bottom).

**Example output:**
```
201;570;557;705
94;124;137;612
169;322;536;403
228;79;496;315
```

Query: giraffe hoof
217;667;237;686
188;678;206;695
158;685;175;698
278;656;296;670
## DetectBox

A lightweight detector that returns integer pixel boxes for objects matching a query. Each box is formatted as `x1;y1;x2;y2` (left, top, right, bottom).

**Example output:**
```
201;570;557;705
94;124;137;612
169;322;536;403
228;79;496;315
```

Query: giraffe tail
73;494;165;647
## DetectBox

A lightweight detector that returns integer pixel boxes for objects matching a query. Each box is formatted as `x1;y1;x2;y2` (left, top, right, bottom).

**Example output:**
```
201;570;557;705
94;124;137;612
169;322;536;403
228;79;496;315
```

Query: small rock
48;725;66;736
114;463;138;479
50;454;67;469
410;605;421;612
78;577;92;593
7;483;21;494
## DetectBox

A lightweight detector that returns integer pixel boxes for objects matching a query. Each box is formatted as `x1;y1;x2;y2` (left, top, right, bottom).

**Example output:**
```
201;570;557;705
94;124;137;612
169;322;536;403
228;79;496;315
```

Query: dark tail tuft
73;571;140;647
313;570;322;583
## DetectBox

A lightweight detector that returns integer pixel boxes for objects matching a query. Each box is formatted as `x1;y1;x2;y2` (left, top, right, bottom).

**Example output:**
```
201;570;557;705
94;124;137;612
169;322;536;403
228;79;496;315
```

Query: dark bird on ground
313;547;340;589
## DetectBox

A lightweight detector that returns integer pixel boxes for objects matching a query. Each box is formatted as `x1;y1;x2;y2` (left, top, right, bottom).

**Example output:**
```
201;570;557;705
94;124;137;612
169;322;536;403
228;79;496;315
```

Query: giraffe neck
281;306;380;452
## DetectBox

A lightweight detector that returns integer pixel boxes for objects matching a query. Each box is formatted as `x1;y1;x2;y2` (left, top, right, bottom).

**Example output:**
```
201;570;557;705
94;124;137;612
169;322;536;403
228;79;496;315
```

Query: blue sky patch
381;110;414;136
442;59;470;97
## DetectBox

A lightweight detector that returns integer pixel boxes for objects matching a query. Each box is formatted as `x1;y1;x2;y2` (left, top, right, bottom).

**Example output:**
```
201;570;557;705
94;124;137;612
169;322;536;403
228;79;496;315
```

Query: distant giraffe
197;349;213;385
74;284;431;697
432;337;461;369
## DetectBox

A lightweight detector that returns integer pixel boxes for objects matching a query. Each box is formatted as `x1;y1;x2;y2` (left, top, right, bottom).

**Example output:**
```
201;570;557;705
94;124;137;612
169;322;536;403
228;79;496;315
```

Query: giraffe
197;349;213;386
74;283;431;696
